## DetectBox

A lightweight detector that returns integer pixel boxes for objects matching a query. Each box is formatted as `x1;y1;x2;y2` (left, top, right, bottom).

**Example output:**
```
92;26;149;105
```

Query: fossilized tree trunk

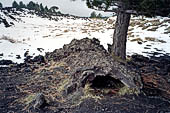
112;11;131;60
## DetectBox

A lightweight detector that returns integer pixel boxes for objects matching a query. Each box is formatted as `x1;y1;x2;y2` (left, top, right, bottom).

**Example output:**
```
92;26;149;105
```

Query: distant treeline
0;1;61;15
90;11;103;18
0;2;2;8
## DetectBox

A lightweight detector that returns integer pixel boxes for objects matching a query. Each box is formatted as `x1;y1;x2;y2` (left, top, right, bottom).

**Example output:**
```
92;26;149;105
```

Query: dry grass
130;35;135;38
43;35;51;38
160;24;168;27
63;30;69;33
148;19;161;26
57;77;71;93
162;18;170;23
159;40;167;43
147;26;159;31
128;32;134;37
145;37;166;43
107;26;115;29
107;19;115;24
145;37;156;41
0;35;22;43
23;94;36;105
82;30;88;33
16;60;72;107
34;61;67;73
81;82;139;99
128;28;134;31
141;25;150;30
129;21;137;27
56;34;63;37
164;26;170;34
118;86;140;96
130;38;143;42
80;84;102;101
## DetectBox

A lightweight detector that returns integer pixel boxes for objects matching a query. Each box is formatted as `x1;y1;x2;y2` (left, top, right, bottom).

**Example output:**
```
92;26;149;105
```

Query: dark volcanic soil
0;38;170;113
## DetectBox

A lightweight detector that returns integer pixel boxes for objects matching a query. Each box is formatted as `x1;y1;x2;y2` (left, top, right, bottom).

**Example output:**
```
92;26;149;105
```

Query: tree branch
125;10;137;14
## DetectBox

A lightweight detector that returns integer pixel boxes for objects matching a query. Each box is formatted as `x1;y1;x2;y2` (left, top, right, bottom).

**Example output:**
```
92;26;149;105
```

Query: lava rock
37;48;44;53
33;93;47;109
0;53;3;56
131;54;149;62
16;55;21;59
0;60;14;65
24;51;29;57
32;55;46;64
107;44;112;53
2;19;11;27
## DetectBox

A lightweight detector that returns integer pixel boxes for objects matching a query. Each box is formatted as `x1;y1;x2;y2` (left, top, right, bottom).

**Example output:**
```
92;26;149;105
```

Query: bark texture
112;12;131;60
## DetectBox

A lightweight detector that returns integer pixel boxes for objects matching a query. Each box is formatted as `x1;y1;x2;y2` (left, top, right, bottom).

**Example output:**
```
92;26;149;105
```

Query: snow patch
0;9;170;63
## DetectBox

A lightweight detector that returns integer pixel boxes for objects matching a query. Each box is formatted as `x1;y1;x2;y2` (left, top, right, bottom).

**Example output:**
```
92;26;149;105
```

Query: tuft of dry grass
127;32;134;37
56;34;63;37
148;19;161;26
130;38;143;42
80;84;102;101
64;29;69;33
164;26;170;34
57;77;71;93
23;94;36;105
145;37;156;41
128;28;134;31
118;86;140;96
162;19;170;23
141;25;150;30
43;35;51;38
0;35;22;43
145;37;166;43
147;26;159;31
129;21;137;27
107;19;115;24
159;40;167;43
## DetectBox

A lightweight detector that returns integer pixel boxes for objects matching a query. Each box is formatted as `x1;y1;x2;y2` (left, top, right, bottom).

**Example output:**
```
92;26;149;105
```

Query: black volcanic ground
0;38;170;113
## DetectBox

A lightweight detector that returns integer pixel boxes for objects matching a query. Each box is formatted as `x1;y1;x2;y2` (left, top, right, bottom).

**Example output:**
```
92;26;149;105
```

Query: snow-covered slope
127;16;170;57
0;8;170;63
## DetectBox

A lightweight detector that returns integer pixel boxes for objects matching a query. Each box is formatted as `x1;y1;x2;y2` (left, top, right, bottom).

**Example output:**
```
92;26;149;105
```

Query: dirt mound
0;38;170;113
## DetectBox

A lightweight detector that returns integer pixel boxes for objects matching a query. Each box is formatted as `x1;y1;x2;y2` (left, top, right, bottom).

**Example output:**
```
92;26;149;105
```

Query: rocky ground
0;38;170;113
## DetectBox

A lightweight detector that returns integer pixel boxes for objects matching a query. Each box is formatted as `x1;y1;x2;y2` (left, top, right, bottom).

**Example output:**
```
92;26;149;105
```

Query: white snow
0;9;170;63
126;16;170;57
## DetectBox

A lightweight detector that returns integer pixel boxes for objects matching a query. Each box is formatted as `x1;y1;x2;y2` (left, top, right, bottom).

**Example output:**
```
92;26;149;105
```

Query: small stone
144;47;151;49
16;55;21;59
33;93;46;109
0;53;3;56
24;51;29;57
37;48;44;52
0;60;14;65
168;79;170;83
137;41;142;44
